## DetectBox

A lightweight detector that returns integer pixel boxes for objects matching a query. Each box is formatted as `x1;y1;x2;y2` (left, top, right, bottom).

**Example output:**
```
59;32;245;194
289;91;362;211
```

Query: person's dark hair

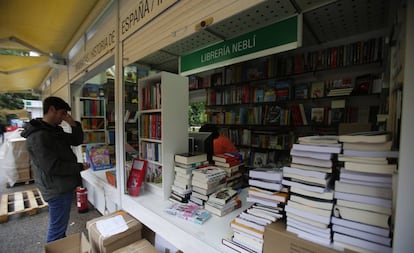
43;96;71;114
199;124;219;139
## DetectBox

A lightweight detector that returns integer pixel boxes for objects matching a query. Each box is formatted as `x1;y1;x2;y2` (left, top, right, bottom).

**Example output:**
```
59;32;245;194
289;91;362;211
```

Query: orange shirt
213;135;238;155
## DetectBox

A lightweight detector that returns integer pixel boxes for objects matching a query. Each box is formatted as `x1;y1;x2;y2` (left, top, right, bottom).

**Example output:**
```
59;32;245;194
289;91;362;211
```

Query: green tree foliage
188;102;206;127
0;93;38;109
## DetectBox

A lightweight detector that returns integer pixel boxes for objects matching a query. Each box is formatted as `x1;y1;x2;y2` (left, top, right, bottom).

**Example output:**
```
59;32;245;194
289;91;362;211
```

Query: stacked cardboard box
86;211;143;253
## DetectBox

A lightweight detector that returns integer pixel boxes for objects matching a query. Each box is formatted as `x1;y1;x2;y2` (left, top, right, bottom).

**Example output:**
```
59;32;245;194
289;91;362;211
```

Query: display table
122;188;249;253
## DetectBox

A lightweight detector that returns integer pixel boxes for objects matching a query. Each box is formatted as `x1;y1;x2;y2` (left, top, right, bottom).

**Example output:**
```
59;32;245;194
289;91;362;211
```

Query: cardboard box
45;233;90;253
87;211;143;253
113;239;158;253
264;221;344;253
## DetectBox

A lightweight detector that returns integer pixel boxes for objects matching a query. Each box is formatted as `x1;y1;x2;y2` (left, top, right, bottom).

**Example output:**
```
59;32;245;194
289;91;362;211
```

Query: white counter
81;169;120;214
122;188;249;253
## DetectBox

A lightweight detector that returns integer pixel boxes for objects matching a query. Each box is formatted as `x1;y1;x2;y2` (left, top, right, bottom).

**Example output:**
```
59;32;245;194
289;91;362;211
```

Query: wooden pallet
0;188;48;223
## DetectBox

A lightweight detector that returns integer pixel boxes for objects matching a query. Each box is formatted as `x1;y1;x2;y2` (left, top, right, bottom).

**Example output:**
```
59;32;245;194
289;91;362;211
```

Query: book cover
208;187;238;205
264;105;282;125
290;186;334;201
335;180;392;199
342;149;399;158
192;166;226;179
333;232;392;253
311;107;325;124
210;72;223;87
252;152;268;168
230;220;264;239
310;81;325;98
287;200;332;218
212;153;240;163
294;83;309;99
342;141;392;151
205;197;242;217
283;172;331;187
239;211;273;226
233;230;264;252
192;176;227;190
290;104;303;126
174;152;207;164
353;74;372;95
248;187;288;203
86;145;112;171
249;167;283;181
338;131;391;143
289;194;333;211
222;235;256;253
214;159;242;168
291;156;333;168
292;143;342;154
126;158;147;196
248;179;283;191
331;216;390;237
344;162;397;174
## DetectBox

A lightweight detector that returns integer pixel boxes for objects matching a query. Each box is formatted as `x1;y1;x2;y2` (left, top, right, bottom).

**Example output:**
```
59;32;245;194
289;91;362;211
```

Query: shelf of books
79;97;107;144
194;35;388;171
134;71;188;199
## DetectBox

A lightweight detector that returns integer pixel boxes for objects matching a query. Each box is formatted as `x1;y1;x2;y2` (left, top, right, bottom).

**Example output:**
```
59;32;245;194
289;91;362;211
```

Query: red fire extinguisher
76;186;89;213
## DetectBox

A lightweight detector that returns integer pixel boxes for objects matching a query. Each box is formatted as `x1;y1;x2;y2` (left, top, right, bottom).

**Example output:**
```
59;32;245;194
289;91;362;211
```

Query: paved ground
0;182;102;253
0;130;102;253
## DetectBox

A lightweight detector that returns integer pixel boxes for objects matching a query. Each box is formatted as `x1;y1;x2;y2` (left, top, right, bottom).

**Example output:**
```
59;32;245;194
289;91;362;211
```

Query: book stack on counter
332;131;397;253
170;152;209;203
222;166;288;253
212;152;244;190
282;135;341;247
190;165;228;207
204;186;242;217
164;202;211;225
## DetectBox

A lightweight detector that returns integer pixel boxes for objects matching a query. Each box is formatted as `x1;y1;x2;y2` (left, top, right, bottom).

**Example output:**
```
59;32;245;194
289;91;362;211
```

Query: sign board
180;15;302;76
119;0;178;41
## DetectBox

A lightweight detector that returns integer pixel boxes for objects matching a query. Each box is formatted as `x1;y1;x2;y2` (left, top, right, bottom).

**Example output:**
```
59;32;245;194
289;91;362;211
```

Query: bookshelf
194;36;387;168
78;97;107;145
137;71;189;199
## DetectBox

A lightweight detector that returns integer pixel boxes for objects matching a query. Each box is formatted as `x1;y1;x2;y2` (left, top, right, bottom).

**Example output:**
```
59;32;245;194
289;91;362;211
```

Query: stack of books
204;187;242;217
170;152;208;203
247;165;287;216
222;165;287;252
212;152;244;189
332;131;397;253
190;165;227;206
326;78;353;97
282;135;341;246
164;202;211;225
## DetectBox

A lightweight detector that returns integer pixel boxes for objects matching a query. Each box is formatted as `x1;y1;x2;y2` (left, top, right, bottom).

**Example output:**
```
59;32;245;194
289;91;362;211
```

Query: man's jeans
46;192;73;243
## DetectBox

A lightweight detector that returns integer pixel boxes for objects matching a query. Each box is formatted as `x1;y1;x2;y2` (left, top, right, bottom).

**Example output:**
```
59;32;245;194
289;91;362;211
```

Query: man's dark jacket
21;119;84;201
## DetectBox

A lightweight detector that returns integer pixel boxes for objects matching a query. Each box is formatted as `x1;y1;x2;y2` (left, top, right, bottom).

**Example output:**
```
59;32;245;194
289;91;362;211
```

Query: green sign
180;15;301;75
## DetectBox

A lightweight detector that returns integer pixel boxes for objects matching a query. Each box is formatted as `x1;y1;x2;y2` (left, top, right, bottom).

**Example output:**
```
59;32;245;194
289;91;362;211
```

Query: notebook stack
282;135;341;246
170;152;208;203
332;131;397;253
190;165;227;207
212;152;244;190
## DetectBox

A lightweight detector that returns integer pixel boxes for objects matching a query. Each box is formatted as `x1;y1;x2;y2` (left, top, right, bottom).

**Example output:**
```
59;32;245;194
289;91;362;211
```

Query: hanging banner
180;15;302;76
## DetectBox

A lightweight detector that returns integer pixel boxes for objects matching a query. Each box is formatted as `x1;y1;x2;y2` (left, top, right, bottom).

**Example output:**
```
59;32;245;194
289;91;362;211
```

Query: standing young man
21;96;90;243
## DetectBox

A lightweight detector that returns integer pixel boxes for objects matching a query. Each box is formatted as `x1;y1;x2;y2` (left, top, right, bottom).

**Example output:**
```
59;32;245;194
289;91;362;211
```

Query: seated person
199;124;238;155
